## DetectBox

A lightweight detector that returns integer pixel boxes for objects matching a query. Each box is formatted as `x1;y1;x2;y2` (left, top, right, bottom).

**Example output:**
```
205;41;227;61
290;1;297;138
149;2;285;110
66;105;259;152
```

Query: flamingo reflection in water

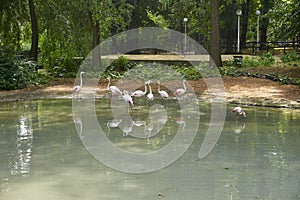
106;119;123;134
73;116;83;138
145;123;154;145
122;90;134;111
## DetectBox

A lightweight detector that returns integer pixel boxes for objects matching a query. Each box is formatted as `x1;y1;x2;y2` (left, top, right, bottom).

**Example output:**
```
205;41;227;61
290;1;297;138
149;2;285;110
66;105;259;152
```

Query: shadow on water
0;99;300;199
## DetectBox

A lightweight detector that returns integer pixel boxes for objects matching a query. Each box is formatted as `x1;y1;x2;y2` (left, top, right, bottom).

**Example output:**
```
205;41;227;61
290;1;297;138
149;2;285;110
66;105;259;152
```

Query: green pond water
0;99;299;200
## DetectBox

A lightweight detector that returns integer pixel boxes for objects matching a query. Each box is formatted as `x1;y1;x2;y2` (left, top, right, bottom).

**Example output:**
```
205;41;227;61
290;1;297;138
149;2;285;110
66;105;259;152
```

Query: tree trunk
210;0;222;67
241;0;250;49
92;20;101;67
260;18;268;48
28;0;38;62
260;0;274;49
89;10;101;67
222;3;236;54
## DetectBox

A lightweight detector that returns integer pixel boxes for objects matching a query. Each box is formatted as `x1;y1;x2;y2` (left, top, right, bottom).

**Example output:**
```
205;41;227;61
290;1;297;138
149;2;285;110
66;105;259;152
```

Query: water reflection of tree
8;115;33;176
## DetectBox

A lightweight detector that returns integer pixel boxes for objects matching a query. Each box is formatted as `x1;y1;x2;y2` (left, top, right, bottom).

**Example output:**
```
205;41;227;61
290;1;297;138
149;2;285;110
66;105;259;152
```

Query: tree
220;2;237;53
267;0;300;40
28;0;38;62
260;0;274;47
88;9;101;66
128;0;159;29
0;0;28;51
241;0;251;49
210;0;222;67
167;0;210;48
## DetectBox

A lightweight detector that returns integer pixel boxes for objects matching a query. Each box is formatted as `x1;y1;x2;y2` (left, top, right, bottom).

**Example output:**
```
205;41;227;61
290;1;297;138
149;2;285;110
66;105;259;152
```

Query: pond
0;99;299;200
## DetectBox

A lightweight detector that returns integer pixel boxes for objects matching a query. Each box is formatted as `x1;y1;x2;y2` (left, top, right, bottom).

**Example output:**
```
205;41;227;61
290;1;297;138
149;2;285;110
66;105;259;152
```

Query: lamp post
183;17;188;54
256;10;261;53
236;10;242;53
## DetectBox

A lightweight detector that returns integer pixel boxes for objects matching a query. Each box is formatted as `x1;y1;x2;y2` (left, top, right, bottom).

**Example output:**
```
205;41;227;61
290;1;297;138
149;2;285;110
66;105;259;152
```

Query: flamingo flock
73;72;187;104
73;73;247;118
103;78;188;107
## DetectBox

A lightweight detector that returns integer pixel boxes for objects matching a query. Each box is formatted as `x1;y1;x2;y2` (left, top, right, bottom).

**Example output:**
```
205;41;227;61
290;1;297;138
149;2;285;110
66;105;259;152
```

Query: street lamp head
236;10;242;16
183;18;188;22
256;10;261;16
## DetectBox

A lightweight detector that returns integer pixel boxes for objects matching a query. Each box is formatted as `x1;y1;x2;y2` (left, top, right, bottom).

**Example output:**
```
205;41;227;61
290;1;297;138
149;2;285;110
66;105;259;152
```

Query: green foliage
46;56;79;78
101;56;136;79
147;10;170;28
219;66;238;76
267;0;300;40
102;59;222;81
172;63;220;80
295;79;300;87
259;52;275;67
242;56;260;68
102;60;218;81
123;63;181;81
280;51;299;63
0;47;50;90
172;65;202;80
0;0;29;51
226;54;275;69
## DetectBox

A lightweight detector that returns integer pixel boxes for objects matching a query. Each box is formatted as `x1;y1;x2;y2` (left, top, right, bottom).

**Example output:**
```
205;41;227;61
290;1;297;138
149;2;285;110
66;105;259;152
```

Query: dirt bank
1;77;300;108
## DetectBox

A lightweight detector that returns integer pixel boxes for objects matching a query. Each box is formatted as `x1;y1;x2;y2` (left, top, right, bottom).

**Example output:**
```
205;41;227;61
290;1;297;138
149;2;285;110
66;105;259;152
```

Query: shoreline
1;77;300;109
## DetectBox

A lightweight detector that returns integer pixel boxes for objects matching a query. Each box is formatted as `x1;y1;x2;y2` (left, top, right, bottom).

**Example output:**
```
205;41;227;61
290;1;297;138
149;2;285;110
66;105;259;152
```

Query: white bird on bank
131;81;147;98
147;81;154;102
232;106;246;118
174;80;187;97
157;81;169;99
107;77;122;96
73;72;85;98
107;119;123;134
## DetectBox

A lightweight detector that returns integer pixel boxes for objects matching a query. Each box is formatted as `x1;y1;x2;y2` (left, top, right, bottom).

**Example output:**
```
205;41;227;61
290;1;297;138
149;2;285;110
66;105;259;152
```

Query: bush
219;66;239;76
259;52;275;67
101;56;136;78
0;47;50;90
242;56;260;68
47;56;80;78
172;65;202;80
281;50;299;63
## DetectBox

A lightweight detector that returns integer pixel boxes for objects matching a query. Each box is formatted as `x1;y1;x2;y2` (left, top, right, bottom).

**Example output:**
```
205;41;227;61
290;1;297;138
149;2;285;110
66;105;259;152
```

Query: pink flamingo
107;77;122;96
232;107;246;118
147;81;154;102
174;80;187;97
131;81;147;97
157;81;169;99
73;72;85;98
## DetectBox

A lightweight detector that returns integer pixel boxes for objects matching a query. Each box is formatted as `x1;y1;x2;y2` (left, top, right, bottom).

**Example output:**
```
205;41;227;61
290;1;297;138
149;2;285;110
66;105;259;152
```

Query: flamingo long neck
143;83;147;94
182;80;186;91
148;83;152;93
107;78;110;90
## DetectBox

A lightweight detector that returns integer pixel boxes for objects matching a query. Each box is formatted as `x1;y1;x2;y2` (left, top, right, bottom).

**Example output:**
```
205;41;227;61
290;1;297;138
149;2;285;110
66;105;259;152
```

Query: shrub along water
0;47;49;90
